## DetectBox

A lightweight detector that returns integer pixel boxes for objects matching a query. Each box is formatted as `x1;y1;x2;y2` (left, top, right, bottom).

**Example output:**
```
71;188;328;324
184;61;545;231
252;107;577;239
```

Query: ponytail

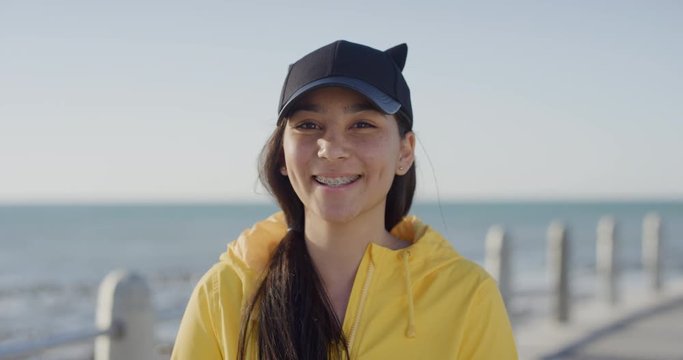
237;230;348;359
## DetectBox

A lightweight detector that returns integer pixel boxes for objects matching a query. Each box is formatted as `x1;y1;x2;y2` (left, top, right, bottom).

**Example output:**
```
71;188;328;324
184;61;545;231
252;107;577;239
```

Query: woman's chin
306;204;363;225
306;198;386;227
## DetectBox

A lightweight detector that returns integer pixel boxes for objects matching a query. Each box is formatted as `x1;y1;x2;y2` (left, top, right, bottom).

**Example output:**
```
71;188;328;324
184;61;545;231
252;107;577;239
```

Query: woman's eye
353;121;375;129
295;121;320;130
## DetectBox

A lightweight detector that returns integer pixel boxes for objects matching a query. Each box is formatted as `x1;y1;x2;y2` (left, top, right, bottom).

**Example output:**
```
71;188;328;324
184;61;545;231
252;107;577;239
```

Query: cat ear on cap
385;43;408;71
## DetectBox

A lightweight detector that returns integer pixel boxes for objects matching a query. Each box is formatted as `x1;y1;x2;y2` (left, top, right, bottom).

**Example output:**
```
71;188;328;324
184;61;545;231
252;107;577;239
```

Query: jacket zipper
347;262;375;357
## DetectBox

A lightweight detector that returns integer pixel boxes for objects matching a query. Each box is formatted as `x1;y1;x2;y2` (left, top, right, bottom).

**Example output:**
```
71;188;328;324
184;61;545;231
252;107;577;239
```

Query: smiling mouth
314;175;361;187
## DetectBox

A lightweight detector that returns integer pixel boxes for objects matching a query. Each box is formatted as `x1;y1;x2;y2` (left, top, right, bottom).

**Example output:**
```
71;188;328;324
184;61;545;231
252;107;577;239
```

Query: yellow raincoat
172;213;518;359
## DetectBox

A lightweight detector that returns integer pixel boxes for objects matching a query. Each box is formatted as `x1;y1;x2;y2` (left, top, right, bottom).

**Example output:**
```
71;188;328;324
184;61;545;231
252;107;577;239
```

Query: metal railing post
95;270;155;360
485;225;512;306
597;216;619;305
642;213;663;293
548;221;570;323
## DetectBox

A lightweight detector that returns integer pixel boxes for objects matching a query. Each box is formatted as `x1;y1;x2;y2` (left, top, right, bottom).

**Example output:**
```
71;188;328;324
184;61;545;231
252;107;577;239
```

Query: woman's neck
303;207;391;322
302;205;412;323
304;207;389;275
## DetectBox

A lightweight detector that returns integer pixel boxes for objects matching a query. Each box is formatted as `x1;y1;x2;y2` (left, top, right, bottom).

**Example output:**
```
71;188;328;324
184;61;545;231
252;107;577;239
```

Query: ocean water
1;201;682;357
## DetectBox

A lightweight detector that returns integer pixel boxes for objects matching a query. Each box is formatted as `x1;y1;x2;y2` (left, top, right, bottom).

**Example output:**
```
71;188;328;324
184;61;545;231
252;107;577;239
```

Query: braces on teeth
315;176;359;186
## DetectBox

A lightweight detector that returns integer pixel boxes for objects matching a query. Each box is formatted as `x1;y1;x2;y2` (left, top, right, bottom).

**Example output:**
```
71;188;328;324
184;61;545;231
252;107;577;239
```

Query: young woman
172;40;517;359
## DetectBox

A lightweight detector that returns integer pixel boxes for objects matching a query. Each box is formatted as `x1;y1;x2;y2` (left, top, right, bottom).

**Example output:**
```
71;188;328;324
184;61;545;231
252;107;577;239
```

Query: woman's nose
317;133;349;160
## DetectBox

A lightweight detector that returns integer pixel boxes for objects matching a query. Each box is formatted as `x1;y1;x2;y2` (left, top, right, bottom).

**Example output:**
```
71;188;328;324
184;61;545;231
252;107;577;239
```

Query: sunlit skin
281;86;415;322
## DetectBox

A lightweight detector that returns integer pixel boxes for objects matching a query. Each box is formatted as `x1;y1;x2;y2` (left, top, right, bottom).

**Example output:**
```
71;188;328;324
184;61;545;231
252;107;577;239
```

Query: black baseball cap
277;40;413;128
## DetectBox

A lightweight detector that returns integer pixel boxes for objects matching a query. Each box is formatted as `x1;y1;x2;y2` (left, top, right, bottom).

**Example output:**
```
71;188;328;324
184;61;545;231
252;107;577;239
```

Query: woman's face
282;87;415;225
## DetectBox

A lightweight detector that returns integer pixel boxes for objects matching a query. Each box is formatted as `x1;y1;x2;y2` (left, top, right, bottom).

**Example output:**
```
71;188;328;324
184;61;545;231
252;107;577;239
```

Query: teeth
315;175;360;187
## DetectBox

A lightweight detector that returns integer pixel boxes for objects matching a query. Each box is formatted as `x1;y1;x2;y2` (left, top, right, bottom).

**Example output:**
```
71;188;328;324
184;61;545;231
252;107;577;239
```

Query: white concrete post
485;225;511;306
642;213;662;293
95;270;155;360
597;216;619;305
548;222;570;323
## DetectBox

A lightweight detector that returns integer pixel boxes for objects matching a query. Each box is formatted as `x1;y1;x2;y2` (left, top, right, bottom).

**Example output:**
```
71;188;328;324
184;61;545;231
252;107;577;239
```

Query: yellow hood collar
223;211;461;339
225;212;456;269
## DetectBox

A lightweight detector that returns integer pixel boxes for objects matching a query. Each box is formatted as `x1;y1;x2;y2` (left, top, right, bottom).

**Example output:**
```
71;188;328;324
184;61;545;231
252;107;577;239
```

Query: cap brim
278;76;402;121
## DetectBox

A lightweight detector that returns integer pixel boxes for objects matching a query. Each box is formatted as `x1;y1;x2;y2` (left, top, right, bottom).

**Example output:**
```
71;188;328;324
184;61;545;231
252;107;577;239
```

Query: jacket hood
222;212;461;275
220;211;463;338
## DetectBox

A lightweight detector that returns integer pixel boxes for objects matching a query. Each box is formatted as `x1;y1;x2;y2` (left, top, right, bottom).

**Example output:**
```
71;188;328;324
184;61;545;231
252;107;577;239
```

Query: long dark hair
236;109;416;359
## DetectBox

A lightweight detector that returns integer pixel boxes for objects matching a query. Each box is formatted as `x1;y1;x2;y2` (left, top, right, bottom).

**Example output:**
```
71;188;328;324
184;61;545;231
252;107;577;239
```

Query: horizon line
1;196;682;207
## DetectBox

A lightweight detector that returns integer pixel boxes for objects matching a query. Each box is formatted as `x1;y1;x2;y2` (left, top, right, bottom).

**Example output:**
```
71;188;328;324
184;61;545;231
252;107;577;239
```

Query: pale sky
1;0;681;203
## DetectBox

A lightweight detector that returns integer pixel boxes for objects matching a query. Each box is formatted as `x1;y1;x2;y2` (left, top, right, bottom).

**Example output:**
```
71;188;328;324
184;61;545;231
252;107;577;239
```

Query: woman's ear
280;165;288;176
397;132;416;175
